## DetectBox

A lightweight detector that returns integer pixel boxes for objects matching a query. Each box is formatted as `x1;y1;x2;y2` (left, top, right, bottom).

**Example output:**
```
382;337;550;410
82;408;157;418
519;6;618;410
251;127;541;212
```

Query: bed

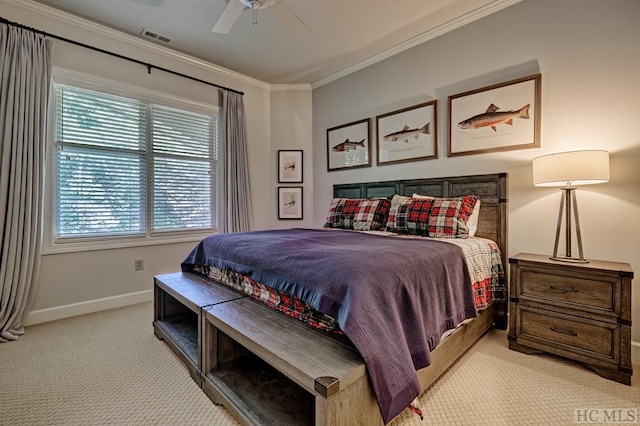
156;173;508;425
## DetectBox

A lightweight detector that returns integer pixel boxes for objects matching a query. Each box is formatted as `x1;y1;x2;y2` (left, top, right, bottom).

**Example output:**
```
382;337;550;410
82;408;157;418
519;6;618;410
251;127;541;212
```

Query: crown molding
271;84;312;92
3;0;272;91
311;0;523;89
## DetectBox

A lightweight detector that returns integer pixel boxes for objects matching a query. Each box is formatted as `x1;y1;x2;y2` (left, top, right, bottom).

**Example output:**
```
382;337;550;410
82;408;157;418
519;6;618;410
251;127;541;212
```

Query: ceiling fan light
239;0;276;9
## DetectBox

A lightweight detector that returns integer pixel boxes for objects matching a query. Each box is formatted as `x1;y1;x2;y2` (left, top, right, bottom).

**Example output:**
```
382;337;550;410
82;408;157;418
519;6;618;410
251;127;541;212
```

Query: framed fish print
278;187;303;220
376;100;438;166
448;73;541;157
278;150;303;183
326;118;371;171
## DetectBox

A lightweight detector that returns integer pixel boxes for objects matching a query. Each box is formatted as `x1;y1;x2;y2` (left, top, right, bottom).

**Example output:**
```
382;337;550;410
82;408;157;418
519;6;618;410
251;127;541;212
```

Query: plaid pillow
324;198;391;231
428;195;479;238
352;198;391;230
385;194;412;232
413;193;481;237
403;198;435;236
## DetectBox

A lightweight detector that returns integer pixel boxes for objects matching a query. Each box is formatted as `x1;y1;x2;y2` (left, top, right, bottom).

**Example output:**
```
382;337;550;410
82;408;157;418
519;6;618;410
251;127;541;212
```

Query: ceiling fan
212;0;310;36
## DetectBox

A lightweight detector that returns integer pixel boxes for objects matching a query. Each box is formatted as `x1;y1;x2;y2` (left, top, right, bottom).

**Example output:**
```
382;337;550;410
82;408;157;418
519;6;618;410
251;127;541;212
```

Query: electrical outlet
134;259;144;271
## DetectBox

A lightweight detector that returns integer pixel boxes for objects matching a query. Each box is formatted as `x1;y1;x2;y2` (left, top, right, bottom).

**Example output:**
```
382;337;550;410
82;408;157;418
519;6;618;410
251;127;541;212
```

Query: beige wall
312;0;640;358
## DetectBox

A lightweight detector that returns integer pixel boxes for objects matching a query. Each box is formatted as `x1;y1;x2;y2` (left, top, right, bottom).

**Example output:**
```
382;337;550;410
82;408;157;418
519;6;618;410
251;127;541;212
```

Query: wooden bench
153;272;380;425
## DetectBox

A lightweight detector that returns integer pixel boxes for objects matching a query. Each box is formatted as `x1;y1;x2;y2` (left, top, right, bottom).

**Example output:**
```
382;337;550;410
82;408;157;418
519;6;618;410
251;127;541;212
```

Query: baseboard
633;341;640;363
24;290;153;326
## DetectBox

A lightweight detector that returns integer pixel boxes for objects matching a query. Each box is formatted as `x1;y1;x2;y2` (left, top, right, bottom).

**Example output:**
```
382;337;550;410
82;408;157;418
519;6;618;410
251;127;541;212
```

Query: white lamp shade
532;150;610;187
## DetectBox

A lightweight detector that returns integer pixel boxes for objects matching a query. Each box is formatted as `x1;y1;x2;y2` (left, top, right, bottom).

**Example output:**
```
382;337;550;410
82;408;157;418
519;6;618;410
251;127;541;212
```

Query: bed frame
153;172;508;426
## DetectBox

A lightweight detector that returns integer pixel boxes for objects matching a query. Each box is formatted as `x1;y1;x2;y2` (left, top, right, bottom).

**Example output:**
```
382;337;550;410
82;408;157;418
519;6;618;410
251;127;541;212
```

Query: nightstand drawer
518;307;618;360
518;267;616;313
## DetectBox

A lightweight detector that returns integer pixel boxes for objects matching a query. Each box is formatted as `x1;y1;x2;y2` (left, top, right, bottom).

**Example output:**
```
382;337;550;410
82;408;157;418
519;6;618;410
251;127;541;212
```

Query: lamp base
549;255;589;264
550;187;590;264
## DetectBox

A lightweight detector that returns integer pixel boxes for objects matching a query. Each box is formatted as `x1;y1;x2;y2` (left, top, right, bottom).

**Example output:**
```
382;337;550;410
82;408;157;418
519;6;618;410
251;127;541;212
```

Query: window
54;84;217;243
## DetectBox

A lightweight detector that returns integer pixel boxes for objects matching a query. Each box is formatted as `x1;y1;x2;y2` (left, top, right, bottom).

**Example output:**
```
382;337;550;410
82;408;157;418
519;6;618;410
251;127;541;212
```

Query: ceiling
31;0;519;86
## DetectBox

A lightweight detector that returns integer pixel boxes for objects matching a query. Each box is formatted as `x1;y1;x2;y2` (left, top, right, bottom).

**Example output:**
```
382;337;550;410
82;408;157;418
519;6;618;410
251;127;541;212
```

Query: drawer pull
549;326;578;337
549;285;579;293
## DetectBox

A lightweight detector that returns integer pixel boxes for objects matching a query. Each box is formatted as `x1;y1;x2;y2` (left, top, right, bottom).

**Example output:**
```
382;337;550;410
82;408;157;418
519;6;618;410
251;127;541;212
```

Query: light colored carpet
0;302;637;426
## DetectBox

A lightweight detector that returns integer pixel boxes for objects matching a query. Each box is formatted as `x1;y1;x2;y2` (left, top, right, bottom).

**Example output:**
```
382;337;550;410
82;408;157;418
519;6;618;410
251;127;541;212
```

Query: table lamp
532;150;609;263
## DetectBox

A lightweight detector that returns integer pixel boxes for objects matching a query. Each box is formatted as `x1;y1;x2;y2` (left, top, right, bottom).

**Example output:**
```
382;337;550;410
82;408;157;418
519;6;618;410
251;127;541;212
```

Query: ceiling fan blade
212;0;246;34
271;1;310;37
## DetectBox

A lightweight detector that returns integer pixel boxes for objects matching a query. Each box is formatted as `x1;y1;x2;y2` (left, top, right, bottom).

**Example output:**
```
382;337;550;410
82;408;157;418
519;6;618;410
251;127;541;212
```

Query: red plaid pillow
413;193;481;237
324;198;390;231
428;195;479;238
352;198;391;230
403;198;435;235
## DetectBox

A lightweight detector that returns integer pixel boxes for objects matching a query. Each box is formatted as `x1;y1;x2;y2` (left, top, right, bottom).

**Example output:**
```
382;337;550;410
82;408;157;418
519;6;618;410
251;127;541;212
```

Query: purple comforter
182;228;476;423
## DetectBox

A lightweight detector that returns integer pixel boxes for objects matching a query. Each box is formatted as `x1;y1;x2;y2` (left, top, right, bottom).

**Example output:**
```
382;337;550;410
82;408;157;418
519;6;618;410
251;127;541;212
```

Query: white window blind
151;105;215;232
54;84;216;241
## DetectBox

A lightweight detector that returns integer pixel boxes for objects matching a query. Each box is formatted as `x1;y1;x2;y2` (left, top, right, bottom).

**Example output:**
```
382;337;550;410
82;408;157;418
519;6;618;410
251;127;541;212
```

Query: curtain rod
0;16;244;95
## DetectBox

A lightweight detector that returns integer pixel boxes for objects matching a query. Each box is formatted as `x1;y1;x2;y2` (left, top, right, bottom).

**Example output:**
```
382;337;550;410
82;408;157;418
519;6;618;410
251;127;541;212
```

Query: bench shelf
206;335;315;426
153;272;244;385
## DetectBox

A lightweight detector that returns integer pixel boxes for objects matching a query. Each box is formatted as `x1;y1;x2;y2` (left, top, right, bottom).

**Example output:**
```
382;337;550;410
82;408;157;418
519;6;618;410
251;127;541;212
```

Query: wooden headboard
333;173;508;272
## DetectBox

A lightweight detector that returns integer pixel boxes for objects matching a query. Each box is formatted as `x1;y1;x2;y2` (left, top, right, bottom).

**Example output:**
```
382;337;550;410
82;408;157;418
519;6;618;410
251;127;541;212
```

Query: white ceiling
31;0;519;86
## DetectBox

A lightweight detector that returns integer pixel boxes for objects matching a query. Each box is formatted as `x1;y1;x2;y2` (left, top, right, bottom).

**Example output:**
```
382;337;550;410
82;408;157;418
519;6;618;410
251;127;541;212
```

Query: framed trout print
278;150;303;183
327;118;371;171
448;73;541;157
376;100;438;166
278;187;303;220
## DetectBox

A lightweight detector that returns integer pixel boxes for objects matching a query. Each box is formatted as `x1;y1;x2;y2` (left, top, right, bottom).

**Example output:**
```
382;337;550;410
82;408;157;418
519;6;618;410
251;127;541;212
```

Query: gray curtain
0;24;53;341
221;90;252;233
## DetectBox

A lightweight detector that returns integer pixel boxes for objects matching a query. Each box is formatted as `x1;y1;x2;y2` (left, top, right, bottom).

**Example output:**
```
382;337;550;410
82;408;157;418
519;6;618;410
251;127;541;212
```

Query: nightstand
508;253;633;385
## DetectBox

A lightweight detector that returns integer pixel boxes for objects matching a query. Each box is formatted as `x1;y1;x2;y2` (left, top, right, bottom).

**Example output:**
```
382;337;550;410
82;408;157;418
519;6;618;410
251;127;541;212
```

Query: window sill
42;232;215;255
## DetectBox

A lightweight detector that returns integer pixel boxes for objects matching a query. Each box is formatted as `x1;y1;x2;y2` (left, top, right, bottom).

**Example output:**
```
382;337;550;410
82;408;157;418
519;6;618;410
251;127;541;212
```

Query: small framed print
376;100;438;166
278;150;303;183
448;73;541;157
326;118;371;171
278;187;303;220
